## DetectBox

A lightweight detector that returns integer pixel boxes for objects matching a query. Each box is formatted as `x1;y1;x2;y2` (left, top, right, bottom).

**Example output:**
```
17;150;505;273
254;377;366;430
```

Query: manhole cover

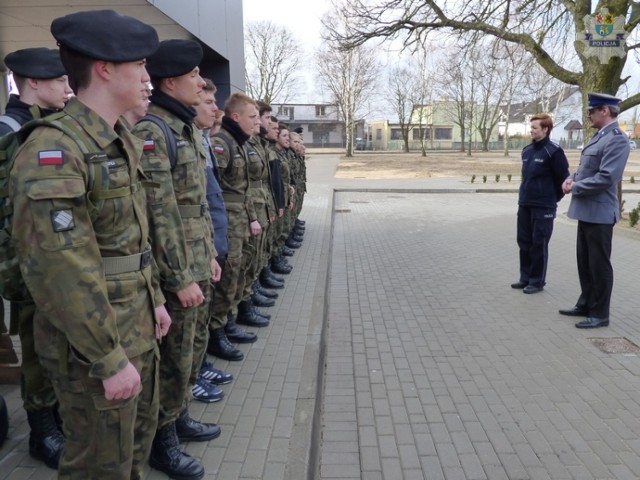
334;209;351;213
589;337;640;354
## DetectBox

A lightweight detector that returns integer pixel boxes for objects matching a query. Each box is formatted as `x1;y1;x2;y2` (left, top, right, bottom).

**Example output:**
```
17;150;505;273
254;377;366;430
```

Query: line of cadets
0;10;306;480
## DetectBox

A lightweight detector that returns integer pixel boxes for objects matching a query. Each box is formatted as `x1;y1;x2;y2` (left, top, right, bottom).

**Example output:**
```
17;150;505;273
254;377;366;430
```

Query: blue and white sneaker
200;359;233;385
192;375;224;403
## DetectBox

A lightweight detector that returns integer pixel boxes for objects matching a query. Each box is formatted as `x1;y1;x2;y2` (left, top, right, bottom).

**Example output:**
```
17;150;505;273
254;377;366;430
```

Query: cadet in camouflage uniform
208;93;263;358
9;10;170;479
1;47;72;469
132;39;219;480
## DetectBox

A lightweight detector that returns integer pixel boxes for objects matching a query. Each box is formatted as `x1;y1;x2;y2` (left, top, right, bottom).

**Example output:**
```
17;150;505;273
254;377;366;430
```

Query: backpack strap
140;114;179;170
0;115;21;133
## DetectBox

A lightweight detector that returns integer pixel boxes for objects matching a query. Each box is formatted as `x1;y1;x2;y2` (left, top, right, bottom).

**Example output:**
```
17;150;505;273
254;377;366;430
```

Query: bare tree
244;21;302;103
316;14;379;157
328;0;640;118
408;42;436;156
387;64;414;152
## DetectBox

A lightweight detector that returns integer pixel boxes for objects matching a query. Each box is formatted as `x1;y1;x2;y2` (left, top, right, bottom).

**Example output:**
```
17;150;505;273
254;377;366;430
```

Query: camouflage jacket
246;137;276;225
276;147;292;206
212;127;256;231
133;103;213;291
9;98;163;379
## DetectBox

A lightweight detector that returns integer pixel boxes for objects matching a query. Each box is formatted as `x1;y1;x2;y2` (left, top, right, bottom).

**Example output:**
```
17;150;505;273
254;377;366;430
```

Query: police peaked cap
51;9;159;62
145;39;203;78
4;48;66;79
588;92;622;108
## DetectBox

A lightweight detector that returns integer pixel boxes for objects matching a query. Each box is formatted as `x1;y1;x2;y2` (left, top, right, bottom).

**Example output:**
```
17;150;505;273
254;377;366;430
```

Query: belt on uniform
249;180;262;188
102;246;152;275
178;203;207;218
223;193;246;203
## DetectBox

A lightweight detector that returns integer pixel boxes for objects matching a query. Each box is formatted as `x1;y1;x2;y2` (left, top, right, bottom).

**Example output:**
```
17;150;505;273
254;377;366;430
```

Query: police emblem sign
578;8;627;64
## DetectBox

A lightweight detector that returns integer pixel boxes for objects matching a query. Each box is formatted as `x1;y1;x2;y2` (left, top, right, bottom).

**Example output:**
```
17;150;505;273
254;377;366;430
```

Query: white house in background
271;103;345;148
500;87;584;147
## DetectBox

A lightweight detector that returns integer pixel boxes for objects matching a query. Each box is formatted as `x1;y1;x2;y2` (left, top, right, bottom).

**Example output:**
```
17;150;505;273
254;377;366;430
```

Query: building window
412;128;431;140
277;106;294;119
390;128;403;140
315;105;326;117
434;128;452;140
376;128;382;140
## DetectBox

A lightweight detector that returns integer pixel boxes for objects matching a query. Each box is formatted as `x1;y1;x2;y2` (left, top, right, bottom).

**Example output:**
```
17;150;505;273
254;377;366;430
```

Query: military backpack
0;111;121;302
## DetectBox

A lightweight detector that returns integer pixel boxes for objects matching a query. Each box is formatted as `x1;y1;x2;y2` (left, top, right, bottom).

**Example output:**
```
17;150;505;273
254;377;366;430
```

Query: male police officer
1;47;72;469
133;39;220;480
560;93;630;328
10;10;170;479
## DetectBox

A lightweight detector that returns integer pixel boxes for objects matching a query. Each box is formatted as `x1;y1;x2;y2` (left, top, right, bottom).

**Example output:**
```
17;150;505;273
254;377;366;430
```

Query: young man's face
267;120;279;141
113;60;151;112
233;103;260;136
35;75;73;109
259;109;272;130
194;90;218;129
170;67;206;107
277;128;290;148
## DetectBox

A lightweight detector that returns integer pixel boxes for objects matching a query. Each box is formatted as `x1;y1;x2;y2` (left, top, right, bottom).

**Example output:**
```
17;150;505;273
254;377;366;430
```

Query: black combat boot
252;288;276;307
149;422;205;480
175;409;221;442
271;256;293;274
259;267;284;289
256;281;278;299
285;238;301;249
281;246;295;257
207;327;244;361
237;300;270;327
27;407;66;469
225;316;258;343
290;232;304;243
250;302;271;321
295;219;306;227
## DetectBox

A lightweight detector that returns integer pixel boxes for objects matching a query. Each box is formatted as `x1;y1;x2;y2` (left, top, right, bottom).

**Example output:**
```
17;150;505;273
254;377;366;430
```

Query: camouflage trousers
42;347;159;480
242;220;270;300
158;279;211;427
13;300;57;411
210;211;250;331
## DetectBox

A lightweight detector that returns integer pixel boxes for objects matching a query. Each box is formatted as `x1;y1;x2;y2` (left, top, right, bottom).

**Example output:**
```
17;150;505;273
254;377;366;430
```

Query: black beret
4;48;66;79
51;9;159;62
146;39;203;78
293;127;304;134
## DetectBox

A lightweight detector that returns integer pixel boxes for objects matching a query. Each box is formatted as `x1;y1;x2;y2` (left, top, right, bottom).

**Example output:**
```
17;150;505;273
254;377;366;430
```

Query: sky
242;0;333;102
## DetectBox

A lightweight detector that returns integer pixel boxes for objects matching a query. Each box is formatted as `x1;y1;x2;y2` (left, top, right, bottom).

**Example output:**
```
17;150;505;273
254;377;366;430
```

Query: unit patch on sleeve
50;209;75;232
38;150;64;166
143;140;155;151
214;145;225;155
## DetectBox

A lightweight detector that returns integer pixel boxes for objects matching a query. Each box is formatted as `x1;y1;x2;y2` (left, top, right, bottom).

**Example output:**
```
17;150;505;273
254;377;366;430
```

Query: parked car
630;140;637;150
355;138;366;150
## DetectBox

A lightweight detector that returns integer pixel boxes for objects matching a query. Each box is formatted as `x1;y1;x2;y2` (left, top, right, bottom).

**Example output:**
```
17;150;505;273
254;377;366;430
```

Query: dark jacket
0;95;57;136
518;136;570;209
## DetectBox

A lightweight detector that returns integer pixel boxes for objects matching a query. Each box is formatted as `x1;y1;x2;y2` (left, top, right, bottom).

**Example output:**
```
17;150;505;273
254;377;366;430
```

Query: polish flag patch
143;140;155;151
38;150;64;166
213;145;225;154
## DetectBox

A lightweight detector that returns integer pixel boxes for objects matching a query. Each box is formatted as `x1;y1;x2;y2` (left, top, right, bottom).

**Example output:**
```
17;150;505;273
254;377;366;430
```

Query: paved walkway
3;154;640;479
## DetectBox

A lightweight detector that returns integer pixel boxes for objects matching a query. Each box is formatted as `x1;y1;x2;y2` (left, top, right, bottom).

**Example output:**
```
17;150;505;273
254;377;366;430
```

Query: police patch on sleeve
50;209;75;232
38;150;64;166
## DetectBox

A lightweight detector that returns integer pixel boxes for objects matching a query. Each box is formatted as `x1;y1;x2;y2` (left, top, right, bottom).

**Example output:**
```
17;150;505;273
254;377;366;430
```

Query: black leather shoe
237;301;270;327
523;285;543;294
575;317;609;328
286;238;301;249
260;267;285;288
208;328;244;361
282;247;295;257
267;268;285;283
150;422;205;480
252;291;276;307
251;303;271;321
225;318;258;344
27;408;65;469
175;409;221;442
256;283;278;299
559;306;588;317
271;262;292;275
510;281;526;289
